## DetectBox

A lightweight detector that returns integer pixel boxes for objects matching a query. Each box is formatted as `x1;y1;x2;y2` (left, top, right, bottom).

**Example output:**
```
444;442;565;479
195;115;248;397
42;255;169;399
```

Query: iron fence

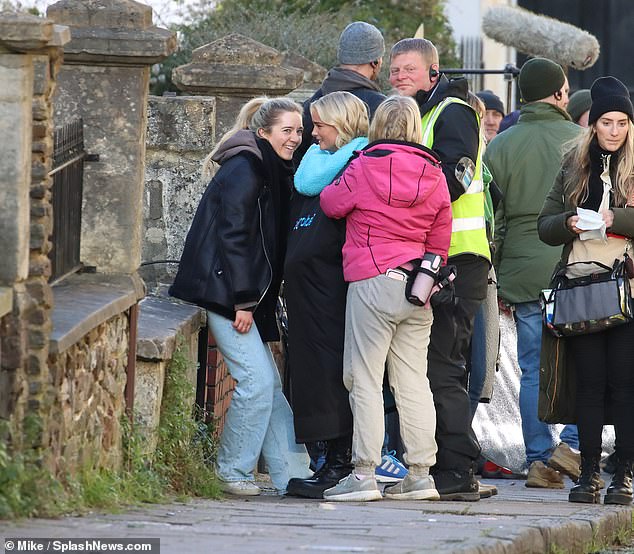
460;36;484;92
49;118;85;282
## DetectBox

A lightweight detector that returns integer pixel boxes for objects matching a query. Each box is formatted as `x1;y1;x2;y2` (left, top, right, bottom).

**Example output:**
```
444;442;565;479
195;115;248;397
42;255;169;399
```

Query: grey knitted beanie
337;21;385;65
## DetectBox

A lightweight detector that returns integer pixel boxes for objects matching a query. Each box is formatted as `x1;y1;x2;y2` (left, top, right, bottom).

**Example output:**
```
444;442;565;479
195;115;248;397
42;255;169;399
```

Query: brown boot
548;443;581;481
525;461;564;489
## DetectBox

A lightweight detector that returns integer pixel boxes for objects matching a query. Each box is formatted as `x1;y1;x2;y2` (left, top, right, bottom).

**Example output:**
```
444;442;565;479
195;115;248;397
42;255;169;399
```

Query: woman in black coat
170;97;311;496
284;92;369;498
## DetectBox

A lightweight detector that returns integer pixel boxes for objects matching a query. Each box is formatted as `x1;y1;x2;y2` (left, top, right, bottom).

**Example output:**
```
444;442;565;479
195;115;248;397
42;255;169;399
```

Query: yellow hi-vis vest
421;97;491;261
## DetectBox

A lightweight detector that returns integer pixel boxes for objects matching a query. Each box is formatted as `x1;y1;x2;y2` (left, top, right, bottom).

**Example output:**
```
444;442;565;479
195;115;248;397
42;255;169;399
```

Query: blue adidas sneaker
376;451;408;483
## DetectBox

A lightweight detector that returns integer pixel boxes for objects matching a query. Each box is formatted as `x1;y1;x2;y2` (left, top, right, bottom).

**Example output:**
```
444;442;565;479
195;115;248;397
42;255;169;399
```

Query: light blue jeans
514;301;578;464
207;310;311;492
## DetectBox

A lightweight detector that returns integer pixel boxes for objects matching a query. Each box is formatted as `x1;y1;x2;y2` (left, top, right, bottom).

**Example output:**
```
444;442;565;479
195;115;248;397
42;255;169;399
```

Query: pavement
2;475;633;554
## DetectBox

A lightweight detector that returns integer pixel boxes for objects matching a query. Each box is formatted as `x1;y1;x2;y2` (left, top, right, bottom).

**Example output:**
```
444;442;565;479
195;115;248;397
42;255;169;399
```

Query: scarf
255;137;294;271
581;139;621;211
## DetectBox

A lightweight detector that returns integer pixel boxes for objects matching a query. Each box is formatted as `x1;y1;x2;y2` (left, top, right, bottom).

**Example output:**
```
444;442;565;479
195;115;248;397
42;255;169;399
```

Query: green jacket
484;102;580;303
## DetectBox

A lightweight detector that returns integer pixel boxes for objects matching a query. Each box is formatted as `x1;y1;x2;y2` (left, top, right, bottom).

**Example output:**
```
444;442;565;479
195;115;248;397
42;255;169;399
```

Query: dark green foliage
152;0;458;95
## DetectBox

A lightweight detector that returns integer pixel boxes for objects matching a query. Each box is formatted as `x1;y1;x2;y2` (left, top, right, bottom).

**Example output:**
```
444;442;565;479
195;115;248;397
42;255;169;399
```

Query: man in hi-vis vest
390;38;491;501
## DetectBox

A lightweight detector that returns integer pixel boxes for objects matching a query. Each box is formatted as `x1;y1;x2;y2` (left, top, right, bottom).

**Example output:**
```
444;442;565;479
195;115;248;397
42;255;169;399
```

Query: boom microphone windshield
482;5;600;70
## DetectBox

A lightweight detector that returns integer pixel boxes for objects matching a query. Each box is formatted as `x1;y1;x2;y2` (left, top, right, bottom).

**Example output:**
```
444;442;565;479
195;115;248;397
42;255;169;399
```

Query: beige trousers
344;274;437;474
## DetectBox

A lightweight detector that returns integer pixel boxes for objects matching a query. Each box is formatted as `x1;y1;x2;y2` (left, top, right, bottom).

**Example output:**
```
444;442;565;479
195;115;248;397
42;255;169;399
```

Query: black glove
430;265;457;307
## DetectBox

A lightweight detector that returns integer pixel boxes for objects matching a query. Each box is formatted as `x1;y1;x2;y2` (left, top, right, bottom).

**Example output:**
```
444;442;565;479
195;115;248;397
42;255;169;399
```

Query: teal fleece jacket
294;137;368;196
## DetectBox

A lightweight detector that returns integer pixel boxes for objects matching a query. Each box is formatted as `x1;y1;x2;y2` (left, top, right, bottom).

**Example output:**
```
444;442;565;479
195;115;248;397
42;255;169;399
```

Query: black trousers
569;322;634;460
427;295;483;471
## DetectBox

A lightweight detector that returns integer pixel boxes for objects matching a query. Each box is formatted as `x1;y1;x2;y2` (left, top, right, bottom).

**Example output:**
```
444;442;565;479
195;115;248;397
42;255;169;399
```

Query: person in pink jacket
320;95;452;501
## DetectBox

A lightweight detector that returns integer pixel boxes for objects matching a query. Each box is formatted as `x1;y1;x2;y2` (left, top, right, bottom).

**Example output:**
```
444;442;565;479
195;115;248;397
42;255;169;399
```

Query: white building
445;0;517;111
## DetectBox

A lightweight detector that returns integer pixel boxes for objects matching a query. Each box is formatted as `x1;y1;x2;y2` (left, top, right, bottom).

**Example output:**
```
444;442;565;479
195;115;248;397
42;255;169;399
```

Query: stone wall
172;33;303;142
48;0;176;275
142;95;215;287
0;13;68;452
47;312;129;472
135;296;204;455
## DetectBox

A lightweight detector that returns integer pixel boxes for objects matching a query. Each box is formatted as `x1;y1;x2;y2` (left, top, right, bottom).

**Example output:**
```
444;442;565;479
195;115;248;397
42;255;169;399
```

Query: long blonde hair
201;96;302;178
565;121;634;208
310;91;369;149
368;95;422;143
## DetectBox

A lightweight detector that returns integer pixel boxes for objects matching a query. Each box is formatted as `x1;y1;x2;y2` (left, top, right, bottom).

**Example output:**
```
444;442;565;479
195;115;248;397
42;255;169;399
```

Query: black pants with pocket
427;295;483;471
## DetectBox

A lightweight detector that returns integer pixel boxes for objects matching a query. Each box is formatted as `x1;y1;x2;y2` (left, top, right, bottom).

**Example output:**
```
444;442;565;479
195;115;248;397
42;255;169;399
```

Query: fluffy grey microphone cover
482;5;600;70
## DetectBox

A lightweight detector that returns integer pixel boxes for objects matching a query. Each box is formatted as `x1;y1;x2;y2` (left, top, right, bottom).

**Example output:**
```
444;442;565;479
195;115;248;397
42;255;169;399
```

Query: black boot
432;468;480;501
286;435;353;499
569;454;601;504
604;457;633;505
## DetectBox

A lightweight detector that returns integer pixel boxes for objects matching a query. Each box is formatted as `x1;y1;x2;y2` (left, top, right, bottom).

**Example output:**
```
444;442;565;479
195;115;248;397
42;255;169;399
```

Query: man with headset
389;38;490;501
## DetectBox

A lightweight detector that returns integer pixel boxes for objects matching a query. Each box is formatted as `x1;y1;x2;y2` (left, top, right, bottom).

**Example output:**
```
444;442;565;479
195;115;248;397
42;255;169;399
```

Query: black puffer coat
169;132;289;342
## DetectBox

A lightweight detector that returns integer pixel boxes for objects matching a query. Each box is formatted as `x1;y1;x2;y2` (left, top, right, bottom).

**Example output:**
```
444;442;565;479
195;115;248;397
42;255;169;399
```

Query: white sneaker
384;474;440;501
323;473;382;502
219;480;261;496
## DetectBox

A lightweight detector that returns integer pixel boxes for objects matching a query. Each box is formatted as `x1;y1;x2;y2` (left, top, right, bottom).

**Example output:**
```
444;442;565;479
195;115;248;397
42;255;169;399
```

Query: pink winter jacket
320;140;452;282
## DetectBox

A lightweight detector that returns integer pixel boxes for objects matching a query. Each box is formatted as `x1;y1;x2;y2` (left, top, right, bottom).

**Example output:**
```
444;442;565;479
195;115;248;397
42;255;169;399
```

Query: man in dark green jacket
484;58;580;489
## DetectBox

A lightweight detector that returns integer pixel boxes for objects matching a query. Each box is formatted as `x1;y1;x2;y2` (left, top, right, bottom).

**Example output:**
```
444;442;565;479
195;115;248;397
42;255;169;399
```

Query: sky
8;0;205;27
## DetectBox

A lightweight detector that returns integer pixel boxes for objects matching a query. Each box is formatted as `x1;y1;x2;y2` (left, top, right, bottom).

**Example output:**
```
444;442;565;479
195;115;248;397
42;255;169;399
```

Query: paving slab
1;477;632;554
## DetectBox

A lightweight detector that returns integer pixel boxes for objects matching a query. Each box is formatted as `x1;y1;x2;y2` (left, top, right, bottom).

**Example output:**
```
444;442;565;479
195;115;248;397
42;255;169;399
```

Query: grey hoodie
211;129;262;165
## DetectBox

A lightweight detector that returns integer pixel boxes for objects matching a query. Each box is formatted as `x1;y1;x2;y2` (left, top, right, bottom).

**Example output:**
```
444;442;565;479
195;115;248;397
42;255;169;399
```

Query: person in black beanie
476;89;505;141
538;75;634;506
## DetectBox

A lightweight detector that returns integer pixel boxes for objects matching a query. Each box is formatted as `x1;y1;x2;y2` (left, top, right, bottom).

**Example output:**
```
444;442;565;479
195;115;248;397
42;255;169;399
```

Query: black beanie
588;76;634;124
476;90;505;116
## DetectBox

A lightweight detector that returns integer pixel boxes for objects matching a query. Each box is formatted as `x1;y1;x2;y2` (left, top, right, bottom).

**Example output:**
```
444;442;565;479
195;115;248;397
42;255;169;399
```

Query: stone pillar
47;0;177;274
172;33;304;140
0;13;70;446
142;95;216;288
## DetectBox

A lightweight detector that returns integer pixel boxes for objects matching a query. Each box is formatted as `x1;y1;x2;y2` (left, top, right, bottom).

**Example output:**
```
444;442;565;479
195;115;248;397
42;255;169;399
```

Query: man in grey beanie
293;21;386;162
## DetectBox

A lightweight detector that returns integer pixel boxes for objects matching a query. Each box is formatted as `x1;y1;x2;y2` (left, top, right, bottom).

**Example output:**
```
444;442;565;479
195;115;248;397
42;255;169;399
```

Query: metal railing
49;118;85;282
459;36;484;92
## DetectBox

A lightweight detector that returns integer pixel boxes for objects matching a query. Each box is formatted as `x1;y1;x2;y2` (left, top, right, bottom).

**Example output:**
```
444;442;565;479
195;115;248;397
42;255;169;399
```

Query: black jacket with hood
169;130;290;342
416;75;480;202
294;67;386;162
416;75;488;299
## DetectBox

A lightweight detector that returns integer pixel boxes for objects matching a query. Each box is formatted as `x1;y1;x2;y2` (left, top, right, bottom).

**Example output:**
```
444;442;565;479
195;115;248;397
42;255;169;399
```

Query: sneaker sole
324;490;383;502
478;486;498;499
385;489;440;501
220;487;261;496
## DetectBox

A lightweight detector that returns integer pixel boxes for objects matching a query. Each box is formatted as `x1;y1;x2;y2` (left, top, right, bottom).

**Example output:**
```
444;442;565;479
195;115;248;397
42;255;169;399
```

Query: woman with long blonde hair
170;97;311;496
538;76;634;506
